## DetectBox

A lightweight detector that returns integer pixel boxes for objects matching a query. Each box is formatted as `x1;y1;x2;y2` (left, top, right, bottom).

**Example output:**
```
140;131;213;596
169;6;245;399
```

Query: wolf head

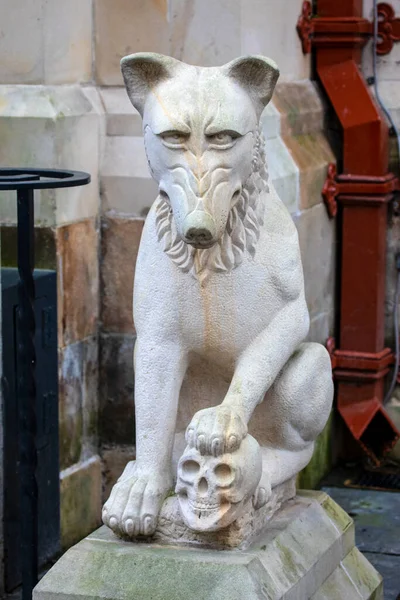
121;53;279;252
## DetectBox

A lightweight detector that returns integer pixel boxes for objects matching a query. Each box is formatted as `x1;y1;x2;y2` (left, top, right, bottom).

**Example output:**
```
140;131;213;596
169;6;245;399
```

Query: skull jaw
178;494;245;532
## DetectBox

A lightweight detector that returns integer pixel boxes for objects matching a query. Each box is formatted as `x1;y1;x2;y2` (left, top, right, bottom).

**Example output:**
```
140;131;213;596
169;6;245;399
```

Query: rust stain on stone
199;277;214;354
152;0;167;17
57;219;99;347
101;217;144;334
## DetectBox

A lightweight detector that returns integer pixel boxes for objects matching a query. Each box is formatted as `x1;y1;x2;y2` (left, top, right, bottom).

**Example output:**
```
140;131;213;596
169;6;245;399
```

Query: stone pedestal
33;491;382;600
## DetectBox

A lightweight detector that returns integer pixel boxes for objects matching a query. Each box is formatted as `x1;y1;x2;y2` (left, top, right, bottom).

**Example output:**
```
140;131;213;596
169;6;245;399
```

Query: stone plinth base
33;491;382;600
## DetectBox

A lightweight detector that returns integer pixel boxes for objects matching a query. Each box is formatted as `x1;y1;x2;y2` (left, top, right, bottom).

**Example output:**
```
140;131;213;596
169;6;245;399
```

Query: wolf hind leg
255;342;333;499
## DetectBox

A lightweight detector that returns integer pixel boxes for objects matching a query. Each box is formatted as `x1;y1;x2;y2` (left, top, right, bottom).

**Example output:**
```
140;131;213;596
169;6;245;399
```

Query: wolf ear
120;53;181;116
223;55;279;115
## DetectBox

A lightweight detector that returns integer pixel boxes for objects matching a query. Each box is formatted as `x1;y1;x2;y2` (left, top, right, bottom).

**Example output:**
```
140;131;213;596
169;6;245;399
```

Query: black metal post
0;168;90;599
17;188;38;599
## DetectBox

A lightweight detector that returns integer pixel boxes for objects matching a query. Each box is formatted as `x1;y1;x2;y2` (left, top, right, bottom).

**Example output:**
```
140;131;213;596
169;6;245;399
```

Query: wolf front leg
186;297;310;456
103;336;187;537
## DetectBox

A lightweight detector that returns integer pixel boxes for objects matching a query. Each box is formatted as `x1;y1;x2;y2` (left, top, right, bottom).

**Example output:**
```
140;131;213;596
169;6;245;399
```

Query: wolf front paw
186;405;247;456
102;462;171;537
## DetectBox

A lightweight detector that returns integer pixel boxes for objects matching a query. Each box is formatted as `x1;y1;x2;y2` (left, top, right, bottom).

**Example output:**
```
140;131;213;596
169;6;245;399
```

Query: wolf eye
160;131;189;147
206;131;241;148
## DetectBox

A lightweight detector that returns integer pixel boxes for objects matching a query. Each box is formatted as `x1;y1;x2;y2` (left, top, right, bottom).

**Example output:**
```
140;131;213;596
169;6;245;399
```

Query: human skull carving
175;435;262;532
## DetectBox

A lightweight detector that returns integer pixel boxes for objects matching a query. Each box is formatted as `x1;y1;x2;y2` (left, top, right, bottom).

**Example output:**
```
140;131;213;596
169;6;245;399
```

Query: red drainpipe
297;0;400;464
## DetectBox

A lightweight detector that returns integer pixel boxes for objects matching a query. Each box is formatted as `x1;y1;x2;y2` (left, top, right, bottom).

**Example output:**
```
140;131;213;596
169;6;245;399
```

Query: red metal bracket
327;337;398;464
378;2;400;55
322;163;399;218
322;163;338;218
297;1;400;55
297;1;313;53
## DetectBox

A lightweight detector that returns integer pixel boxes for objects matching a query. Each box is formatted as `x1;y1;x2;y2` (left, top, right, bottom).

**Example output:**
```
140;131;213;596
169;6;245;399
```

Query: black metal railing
0;168;90;600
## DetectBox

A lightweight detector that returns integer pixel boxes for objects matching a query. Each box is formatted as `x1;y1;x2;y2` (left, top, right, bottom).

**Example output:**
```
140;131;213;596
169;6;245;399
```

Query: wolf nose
186;228;213;243
183;211;217;247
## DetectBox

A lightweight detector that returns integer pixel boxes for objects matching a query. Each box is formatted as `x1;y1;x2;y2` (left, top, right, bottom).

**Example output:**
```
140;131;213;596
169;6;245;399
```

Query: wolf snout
186;227;213;244
182;211;217;248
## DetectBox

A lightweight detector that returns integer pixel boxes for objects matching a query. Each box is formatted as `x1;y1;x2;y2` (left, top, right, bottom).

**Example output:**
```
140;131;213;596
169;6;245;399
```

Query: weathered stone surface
59;336;98;469
293;203;336;321
94;0;171;86
311;547;382;600
60;456;102;551
384;211;400;347
265;136;300;215
101;136;158;217
94;0;242;86
34;492;382;600
0;225;56;269
101;445;136;503
81;339;100;458
57;219;99;347
0;85;101;226
241;0;310;80
274;81;324;137
307;311;335;346
99;334;135;445
168;0;240;68
297;412;333;490
284;133;335;211
59;346;83;469
94;0;311;86
0;0;43;84
99;87;142;137
101;217;143;334
270;81;334;213
0;0;92;84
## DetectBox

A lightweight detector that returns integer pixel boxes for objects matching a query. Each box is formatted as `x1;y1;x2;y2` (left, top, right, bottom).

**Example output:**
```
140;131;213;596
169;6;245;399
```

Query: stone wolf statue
102;53;333;538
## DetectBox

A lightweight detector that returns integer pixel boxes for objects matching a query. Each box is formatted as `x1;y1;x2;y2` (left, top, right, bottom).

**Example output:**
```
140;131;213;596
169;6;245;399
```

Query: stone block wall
0;1;339;580
0;87;104;556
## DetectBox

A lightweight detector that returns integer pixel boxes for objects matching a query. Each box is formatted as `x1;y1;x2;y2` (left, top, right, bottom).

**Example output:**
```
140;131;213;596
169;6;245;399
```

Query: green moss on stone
342;548;383;596
1;225;56;269
275;539;302;582
86;407;99;441
60;458;102;550
59;409;83;470
297;411;333;490
322;495;352;533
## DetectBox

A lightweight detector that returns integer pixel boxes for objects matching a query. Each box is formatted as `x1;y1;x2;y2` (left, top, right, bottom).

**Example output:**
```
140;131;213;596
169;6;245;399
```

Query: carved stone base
33;491;383;600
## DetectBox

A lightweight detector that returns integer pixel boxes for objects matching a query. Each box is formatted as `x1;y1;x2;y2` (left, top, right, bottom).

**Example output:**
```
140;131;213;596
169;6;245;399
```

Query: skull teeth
188;501;221;512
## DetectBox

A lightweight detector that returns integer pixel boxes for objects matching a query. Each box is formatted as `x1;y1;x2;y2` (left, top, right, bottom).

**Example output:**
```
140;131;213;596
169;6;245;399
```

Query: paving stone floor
322;486;400;600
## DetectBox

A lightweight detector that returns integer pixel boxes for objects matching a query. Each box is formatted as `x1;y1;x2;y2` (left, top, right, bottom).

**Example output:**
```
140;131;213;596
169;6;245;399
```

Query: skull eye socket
214;463;233;484
181;460;200;476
